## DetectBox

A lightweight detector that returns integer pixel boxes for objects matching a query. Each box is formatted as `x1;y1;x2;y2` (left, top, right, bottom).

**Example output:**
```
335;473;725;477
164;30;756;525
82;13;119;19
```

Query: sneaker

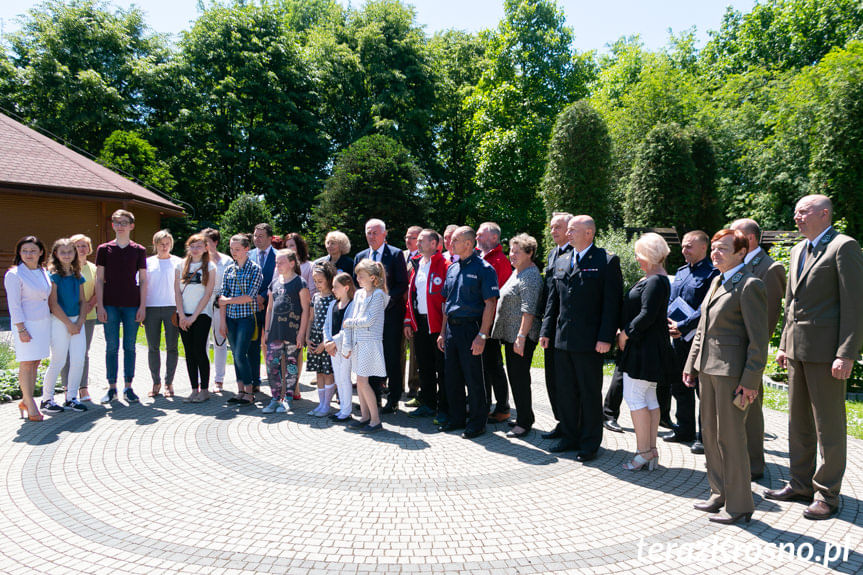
405;398;421;408
123;388;139;403
262;399;279;414
276;399;292;413
63;399;87;412
433;415;449;427
40;400;64;414
101;387;118;404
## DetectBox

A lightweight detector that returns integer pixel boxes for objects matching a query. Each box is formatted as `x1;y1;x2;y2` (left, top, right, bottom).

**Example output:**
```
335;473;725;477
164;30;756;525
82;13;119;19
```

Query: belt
448;316;481;326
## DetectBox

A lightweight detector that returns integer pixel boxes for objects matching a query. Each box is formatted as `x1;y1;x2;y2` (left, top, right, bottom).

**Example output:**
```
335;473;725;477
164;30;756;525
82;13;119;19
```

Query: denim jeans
104;306;139;384
226;315;255;386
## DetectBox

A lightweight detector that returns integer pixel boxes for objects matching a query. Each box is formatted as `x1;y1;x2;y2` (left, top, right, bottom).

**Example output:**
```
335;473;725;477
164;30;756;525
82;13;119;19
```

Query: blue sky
0;0;756;53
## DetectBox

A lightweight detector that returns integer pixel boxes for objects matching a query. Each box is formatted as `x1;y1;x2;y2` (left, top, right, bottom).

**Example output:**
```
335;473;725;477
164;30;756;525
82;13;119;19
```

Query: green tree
465;0;593;241
98;130;176;193
164;3;327;232
313;134;424;252
541;100;613;227
625;123;698;234
219;194;276;252
0;0;166;153
688;129;723;233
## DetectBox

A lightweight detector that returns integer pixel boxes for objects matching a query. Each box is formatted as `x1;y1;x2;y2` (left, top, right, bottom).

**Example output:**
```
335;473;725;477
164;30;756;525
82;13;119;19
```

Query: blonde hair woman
144;229;182;398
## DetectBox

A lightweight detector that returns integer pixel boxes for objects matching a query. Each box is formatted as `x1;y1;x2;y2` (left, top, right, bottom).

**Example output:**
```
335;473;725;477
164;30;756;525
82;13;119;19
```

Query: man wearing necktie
765;195;863;520
540;215;623;460
541;212;573;439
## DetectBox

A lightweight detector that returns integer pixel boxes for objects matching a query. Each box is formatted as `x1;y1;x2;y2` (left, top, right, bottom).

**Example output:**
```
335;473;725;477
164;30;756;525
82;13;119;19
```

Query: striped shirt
220;258;263;318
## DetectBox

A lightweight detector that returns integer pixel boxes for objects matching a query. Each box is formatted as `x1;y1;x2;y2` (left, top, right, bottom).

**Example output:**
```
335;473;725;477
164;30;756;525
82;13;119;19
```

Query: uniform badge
433;277;443;286
822;232;834;244
751;254;763;267
731;271;743;284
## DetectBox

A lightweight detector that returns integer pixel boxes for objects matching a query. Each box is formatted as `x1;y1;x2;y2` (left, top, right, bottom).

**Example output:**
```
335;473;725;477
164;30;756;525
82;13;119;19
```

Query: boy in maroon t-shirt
95;209;148;403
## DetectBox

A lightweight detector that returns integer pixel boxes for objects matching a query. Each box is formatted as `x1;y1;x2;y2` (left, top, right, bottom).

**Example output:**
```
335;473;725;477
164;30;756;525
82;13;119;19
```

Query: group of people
7;194;863;524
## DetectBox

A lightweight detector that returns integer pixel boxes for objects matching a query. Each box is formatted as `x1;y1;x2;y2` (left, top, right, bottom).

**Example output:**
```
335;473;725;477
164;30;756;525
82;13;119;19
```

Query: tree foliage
219;194;276;252
313;135;424;252
98;130;176;194
541;100;613;227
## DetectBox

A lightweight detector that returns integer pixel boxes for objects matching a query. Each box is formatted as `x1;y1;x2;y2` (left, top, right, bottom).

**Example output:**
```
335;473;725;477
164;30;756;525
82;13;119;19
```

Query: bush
595;226;641;290
219;194;277;252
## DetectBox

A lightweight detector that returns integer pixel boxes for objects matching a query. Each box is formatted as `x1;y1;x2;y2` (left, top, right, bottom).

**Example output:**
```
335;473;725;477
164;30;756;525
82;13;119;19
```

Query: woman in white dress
5;236;52;422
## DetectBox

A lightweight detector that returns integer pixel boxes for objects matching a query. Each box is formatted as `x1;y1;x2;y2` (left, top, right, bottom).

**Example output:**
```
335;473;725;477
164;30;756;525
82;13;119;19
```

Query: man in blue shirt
665;230;719;452
437;226;499;439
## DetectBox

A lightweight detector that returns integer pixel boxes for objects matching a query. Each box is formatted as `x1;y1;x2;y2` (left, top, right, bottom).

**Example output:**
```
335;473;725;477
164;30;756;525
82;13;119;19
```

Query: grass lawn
134;323;234;364
764;386;863;440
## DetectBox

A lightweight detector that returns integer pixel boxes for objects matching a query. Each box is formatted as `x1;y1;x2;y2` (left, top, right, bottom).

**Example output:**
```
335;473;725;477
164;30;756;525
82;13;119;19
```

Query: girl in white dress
343;259;389;433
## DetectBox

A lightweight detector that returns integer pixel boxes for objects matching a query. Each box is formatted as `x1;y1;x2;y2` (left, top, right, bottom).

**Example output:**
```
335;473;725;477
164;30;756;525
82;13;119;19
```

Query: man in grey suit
765;195;863;520
730;218;787;480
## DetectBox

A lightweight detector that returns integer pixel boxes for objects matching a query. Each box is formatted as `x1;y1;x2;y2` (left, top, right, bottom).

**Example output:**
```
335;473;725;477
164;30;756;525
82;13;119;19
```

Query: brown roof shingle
0;112;183;214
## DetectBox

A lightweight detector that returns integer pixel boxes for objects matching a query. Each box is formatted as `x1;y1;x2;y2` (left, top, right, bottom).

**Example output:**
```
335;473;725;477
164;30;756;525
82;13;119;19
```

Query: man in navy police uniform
437;226;499;439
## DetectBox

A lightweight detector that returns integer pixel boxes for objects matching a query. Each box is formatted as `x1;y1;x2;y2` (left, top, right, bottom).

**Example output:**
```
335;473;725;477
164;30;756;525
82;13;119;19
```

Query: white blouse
145;255;182;307
4;264;51;324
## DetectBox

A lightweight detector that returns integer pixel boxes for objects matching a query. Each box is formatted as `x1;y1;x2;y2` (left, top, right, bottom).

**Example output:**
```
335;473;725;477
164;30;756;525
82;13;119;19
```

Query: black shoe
690;441;705;454
548;440;577;453
381;402;398;414
226;395;241;404
506;427;531;438
603;419;623;433
575;451;597;462
40;400;64;414
329;413;352;423
663;433;695;444
437;423;464;433
63;399;87;412
462;427;485;439
348;419;370;430
659;417;674;430
541;426;562;440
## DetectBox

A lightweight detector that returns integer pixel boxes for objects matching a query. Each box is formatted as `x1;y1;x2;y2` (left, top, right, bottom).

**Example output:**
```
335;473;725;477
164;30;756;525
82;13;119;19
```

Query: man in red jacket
477;221;514;422
404;229;450;421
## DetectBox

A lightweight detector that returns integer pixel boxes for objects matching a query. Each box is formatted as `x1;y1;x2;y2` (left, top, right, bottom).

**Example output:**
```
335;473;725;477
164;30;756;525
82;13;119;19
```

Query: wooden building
0;112;184;318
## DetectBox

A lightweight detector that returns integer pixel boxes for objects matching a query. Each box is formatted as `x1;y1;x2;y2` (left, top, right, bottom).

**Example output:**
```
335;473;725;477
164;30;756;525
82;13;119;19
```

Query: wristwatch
478;332;488;340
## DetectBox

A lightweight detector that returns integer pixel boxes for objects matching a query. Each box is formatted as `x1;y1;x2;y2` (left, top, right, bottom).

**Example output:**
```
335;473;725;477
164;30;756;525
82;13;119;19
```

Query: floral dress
307;292;335;374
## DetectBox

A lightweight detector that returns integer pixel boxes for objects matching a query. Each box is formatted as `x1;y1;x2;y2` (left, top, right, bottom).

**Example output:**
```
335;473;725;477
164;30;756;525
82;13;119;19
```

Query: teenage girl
343;259;389;433
323;272;355;422
42;238;87;413
262;249;310;413
306;261;337;416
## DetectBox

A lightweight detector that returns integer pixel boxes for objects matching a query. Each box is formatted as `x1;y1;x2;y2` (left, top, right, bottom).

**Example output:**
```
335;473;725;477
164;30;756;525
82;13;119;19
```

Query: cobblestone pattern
0;329;860;574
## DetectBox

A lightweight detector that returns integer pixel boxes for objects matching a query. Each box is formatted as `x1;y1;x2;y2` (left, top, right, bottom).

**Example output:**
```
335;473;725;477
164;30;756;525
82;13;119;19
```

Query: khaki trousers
787;359;846;507
700;373;754;514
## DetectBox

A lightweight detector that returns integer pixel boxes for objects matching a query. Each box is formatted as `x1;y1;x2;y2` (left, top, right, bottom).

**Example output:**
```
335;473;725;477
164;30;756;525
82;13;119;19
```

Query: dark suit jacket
248;247;275;298
780;229;863;362
354;243;409;326
540;244;623;353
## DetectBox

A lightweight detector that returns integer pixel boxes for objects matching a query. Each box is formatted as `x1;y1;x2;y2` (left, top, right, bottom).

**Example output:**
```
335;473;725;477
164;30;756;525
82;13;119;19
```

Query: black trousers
555;349;604;454
179;314;212;389
504;339;537;429
444;318;487;432
603;363;624;421
370;316;404;405
483;338;510;413
670;339;698;440
246;310;264;386
544;339;560;422
413;314;446;415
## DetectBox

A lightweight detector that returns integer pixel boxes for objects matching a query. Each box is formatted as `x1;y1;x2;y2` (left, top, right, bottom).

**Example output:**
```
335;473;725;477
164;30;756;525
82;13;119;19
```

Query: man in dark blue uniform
437;226;499;439
665;230;719;452
540;215;622;461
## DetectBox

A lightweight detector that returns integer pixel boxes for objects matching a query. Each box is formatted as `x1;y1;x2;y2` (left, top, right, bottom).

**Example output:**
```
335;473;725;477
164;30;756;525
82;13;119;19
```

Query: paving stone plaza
1;330;861;574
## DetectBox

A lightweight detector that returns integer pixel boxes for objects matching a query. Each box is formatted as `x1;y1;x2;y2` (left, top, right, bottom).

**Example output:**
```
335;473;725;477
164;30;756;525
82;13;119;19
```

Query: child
306;261;337;416
262;249;310;413
95;209;148;404
175;233;216;403
323;272;355;422
41;238;87;413
343;259;389;433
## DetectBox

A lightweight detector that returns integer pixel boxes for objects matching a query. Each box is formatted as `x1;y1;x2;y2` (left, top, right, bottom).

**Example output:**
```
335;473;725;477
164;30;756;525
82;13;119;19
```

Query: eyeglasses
112;220;132;226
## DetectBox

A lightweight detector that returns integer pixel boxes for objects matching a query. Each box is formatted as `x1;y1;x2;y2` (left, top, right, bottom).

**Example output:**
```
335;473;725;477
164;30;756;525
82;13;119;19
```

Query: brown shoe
487;411;511;423
693;496;724;513
709;511;752;524
803;500;839;520
763;485;813;504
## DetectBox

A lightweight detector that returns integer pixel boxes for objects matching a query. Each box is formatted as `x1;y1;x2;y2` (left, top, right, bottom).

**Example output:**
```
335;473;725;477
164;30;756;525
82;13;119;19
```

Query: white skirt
350;341;386;378
13;317;51;362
